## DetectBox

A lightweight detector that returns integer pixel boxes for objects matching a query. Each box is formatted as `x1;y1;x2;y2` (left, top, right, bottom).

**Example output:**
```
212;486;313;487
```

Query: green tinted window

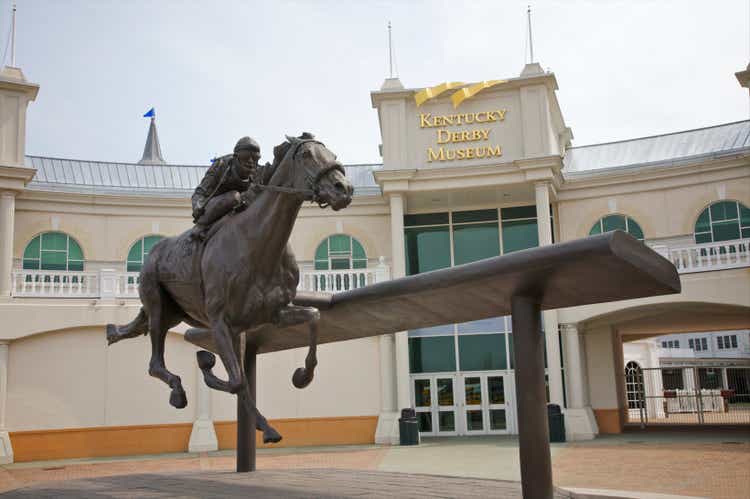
710;201;738;221
501;206;537;220
313;235;367;271
404;212;449;227
695;210;711;234
42;232;67;251
694;201;750;243
589;215;644;241
602;215;627;232
453;223;500;265
459;334;507;371
452;209;498;224
127;235;164;273
405;226;451;274
502;219;538;253
23;236;40;259
409;336;456;373
22;232;85;271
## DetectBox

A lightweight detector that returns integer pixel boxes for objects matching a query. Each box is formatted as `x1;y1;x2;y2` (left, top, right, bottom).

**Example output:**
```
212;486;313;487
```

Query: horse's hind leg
195;348;281;443
276;305;320;389
142;282;185;408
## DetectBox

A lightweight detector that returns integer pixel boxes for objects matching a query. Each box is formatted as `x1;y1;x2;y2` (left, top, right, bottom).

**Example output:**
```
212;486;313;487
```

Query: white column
389;193;410;412
0;192;16;298
0;341;14;463
188;363;218;452
560;323;598;440
375;333;400;444
535;182;564;406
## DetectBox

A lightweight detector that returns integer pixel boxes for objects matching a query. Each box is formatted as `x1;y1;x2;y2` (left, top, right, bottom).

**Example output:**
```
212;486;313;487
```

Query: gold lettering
466;148;475;159
487;145;502;157
480;129;490;140
460;131;470;142
464;113;475;124
456;149;466;159
443;115;454;126
476;147;486;158
446;149;456;160
437;130;451;144
451;131;460;142
427;147;444;162
476;112;489;123
497;109;507;121
471;130;482;141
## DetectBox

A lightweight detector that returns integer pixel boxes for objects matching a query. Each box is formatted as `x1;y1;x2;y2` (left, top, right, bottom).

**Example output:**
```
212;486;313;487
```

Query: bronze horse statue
106;135;353;443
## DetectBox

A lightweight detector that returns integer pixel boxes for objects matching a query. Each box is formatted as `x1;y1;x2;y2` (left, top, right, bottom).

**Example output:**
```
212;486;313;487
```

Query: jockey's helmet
234;136;260;154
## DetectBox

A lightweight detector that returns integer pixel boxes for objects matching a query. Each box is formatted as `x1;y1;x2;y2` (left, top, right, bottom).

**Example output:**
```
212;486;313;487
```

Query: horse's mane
272;132;315;168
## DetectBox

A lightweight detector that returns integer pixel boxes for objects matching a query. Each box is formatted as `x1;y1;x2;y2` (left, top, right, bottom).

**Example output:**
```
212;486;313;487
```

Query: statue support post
237;341;257;472
511;295;553;499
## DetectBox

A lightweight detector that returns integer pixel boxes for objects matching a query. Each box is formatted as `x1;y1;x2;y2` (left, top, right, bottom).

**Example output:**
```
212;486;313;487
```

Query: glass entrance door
412;375;458;436
459;373;514;435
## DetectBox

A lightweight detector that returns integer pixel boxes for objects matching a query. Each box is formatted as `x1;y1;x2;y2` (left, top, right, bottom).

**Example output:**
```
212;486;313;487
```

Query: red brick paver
0;448;387;494
553;442;750;499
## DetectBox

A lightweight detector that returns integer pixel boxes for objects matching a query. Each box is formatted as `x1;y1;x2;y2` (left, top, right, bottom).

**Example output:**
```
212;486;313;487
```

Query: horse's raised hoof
106;324;120;345
196;350;216;371
169;386;188;409
292;367;313;389
263;426;283;444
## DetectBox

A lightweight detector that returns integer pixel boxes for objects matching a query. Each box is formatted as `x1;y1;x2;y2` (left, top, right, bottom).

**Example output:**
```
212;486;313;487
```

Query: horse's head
273;133;353;211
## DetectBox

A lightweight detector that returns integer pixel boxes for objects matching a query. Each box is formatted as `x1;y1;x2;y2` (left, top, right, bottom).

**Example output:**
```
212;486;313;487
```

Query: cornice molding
0;164;37;192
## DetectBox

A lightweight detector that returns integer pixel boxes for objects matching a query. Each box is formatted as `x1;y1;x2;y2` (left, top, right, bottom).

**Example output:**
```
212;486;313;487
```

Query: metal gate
625;365;750;425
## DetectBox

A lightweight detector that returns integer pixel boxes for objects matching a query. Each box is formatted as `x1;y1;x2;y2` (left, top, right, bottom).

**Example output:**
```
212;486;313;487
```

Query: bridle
249;139;346;208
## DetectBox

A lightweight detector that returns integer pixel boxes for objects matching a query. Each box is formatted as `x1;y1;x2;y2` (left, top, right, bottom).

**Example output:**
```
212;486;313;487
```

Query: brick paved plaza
0;433;747;498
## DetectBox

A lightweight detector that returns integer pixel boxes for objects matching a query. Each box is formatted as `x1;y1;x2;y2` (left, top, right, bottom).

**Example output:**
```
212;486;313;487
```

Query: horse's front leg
191;329;282;443
276;305;320;389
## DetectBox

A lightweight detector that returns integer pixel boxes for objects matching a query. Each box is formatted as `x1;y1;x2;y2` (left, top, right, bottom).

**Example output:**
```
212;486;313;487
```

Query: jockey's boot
189;224;208;242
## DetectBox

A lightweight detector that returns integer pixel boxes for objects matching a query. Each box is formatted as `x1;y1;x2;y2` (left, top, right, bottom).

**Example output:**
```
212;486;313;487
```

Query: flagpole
11;2;17;67
527;5;534;63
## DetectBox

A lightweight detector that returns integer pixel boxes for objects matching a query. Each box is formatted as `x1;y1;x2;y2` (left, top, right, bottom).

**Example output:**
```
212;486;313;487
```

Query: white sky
6;0;750;165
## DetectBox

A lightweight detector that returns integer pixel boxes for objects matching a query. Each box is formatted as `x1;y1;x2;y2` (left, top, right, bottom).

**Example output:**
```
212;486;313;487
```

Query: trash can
399;408;420;446
547;404;566;443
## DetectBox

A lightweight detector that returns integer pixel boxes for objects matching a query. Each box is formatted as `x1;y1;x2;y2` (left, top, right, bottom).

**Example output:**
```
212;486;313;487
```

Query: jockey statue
190;136;274;240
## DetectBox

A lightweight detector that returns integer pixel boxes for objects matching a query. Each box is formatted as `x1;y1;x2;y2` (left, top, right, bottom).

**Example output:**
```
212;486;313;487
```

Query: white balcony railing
10;259;391;299
298;258;391;293
11;269;141;299
649;238;749;274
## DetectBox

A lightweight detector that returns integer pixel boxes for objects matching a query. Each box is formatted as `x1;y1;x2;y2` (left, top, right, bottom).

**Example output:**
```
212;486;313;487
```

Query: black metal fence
625;365;750;425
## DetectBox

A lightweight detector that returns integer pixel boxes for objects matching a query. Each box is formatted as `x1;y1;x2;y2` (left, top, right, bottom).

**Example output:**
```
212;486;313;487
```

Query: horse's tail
106;307;149;345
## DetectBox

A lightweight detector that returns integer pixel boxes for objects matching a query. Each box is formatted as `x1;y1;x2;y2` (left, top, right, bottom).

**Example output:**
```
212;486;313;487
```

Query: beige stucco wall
556;158;750;241
7;328;199;431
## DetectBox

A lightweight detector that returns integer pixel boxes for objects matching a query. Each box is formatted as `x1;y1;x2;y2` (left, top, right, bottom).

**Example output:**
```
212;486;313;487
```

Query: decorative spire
138;110;166;165
11;2;17;67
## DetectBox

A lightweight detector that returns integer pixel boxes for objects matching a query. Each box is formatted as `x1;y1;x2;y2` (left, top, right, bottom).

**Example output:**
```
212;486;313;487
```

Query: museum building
0;61;748;463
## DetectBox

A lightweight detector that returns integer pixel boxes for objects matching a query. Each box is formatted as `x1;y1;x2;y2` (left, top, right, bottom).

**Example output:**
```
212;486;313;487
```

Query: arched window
126;235;164;272
22;232;84;271
624;361;644;409
314;235;367;270
589;214;644;241
694;201;750;244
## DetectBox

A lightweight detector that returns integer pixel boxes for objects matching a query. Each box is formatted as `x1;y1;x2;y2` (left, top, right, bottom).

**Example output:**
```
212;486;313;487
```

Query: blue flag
143;107;156;118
